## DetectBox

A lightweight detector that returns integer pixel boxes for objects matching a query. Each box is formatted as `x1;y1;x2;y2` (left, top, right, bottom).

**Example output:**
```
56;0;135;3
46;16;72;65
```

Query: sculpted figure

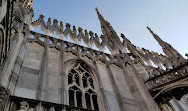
49;106;55;111
17;101;29;111
0;87;7;110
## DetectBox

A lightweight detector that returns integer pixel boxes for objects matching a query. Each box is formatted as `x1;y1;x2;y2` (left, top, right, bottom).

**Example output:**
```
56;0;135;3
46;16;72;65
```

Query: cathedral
0;0;188;111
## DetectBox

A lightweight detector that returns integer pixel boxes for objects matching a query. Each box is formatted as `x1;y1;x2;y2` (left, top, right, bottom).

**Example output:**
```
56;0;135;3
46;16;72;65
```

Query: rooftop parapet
30;15;105;52
28;30;140;68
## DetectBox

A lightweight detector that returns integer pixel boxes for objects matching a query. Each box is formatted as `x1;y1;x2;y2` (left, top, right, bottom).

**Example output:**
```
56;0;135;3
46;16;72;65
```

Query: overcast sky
33;0;188;57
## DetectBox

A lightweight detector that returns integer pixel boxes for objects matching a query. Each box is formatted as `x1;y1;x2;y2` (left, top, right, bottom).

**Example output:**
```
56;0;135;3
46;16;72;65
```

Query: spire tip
147;26;154;34
95;7;100;14
95;7;98;11
147;26;151;31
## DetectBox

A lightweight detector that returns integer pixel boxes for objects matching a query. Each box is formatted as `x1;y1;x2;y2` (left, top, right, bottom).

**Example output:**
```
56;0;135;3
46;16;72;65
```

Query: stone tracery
68;62;99;110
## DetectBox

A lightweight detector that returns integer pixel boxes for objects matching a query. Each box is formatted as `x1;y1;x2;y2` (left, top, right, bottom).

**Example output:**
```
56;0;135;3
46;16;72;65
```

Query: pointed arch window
68;62;99;110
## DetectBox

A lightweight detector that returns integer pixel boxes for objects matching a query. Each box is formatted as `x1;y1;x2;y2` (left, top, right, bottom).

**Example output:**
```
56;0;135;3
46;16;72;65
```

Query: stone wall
7;31;160;111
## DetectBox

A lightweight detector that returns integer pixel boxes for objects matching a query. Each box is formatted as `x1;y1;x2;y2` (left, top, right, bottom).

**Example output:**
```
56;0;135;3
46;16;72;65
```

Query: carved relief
145;65;188;90
49;107;55;111
17;101;29;111
0;86;8;111
11;98;99;111
16;101;35;111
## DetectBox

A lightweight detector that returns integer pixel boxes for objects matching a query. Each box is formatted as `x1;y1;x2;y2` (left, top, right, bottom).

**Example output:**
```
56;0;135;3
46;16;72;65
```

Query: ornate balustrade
10;96;94;111
30;15;104;52
28;31;137;65
145;62;188;90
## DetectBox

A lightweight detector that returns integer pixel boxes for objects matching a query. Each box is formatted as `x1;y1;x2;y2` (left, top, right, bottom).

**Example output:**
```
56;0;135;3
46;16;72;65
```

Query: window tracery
68;62;99;110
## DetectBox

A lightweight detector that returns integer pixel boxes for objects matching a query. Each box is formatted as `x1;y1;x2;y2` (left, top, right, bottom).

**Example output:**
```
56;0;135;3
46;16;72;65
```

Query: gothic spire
95;8;126;54
147;26;164;46
147;26;185;62
95;8;106;25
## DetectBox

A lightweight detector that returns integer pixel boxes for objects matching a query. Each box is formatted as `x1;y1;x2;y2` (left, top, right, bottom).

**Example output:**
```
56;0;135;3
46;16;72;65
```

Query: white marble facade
0;0;187;111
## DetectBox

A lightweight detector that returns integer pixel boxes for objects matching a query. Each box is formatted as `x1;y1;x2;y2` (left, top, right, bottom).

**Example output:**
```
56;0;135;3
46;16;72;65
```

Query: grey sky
33;0;188;57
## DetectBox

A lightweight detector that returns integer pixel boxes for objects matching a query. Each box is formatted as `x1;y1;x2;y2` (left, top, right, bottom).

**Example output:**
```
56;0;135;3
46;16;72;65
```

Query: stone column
179;94;188;111
160;103;173;111
169;99;184;111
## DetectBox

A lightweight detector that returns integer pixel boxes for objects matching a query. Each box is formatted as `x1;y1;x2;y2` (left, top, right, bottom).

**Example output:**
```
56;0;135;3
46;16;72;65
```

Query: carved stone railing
10;96;94;111
28;31;138;66
145;62;188;90
30;15;105;52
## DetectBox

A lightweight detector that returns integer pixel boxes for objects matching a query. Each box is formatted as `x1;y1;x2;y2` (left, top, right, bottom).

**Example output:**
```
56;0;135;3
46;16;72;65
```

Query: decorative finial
147;26;154;35
95;7;99;13
185;53;188;58
95;7;105;23
147;26;164;45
